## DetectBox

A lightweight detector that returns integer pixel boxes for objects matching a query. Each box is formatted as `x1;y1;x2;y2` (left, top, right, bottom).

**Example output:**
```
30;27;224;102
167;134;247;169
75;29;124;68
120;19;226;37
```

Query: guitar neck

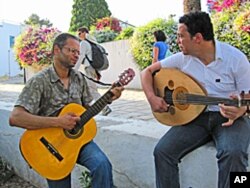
79;80;124;125
79;90;114;125
75;68;135;128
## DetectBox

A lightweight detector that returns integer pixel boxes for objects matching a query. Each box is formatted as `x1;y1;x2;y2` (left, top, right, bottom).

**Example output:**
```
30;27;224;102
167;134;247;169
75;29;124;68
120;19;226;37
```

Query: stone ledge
1;109;250;188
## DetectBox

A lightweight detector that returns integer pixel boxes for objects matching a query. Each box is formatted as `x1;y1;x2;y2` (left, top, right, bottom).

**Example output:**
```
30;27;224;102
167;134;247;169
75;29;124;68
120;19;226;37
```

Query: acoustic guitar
19;68;135;180
153;68;250;126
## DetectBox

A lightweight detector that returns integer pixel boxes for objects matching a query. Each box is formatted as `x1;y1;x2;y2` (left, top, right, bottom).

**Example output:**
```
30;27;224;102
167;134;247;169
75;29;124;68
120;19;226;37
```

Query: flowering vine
95;17;122;32
209;0;249;60
234;11;250;33
207;0;240;12
14;27;61;68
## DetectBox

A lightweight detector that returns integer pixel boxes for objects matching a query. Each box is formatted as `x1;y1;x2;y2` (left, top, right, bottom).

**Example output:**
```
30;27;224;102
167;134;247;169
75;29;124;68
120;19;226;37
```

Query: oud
153;68;250;126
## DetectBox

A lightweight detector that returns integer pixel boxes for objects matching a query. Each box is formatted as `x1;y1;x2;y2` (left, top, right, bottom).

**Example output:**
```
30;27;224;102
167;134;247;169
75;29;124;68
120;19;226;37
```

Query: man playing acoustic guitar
9;33;124;188
141;12;250;188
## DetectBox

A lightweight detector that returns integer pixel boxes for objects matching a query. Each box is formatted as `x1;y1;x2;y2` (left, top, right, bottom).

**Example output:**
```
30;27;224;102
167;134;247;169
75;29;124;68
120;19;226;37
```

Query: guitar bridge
40;137;63;161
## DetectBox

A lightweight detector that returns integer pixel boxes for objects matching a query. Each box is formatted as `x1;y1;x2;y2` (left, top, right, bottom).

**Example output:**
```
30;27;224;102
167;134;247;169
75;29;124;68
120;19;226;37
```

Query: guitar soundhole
68;128;78;135
64;126;83;139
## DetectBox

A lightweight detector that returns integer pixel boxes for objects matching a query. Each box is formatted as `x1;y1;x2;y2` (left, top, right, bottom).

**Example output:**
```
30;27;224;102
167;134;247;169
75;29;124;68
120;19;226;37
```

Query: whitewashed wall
100;40;142;89
25;40;142;89
0;21;23;77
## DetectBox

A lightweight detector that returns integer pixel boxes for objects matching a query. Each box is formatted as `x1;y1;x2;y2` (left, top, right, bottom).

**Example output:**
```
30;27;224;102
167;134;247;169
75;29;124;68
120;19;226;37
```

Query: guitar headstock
116;68;135;87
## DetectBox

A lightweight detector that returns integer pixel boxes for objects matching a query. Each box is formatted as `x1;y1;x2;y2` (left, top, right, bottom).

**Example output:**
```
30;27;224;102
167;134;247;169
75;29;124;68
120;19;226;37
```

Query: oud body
153;68;250;126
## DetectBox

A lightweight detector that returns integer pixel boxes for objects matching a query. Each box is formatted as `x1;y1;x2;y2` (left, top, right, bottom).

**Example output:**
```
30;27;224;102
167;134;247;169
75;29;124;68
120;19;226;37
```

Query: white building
0;20;23;77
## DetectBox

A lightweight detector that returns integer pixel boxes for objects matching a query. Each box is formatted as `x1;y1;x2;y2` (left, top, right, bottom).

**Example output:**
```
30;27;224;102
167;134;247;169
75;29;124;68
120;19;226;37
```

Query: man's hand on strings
148;95;169;113
110;86;124;101
219;94;247;126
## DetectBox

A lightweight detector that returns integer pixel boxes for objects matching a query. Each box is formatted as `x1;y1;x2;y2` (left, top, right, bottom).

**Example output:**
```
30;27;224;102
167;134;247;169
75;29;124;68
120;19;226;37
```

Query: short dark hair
153;30;167;42
52;33;80;54
179;11;214;41
77;27;89;33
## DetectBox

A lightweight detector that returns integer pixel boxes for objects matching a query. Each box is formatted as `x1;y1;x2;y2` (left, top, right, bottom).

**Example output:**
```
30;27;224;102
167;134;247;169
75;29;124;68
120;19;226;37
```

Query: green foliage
91;28;118;43
24;14;53;27
79;170;91;188
115;27;135;40
211;1;250;60
89;17;122;43
130;17;179;70
69;0;111;32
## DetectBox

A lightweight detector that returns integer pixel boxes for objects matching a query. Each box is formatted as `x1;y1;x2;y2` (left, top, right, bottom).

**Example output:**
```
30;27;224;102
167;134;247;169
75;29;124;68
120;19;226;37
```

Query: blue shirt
153;41;169;61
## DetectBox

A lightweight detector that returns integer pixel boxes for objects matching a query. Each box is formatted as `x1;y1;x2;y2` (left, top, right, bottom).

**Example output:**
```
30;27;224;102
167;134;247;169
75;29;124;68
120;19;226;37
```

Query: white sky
0;0;208;31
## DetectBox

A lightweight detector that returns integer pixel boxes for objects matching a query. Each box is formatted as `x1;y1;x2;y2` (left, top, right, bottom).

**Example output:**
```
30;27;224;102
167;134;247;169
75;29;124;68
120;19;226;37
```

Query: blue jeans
154;112;250;188
47;141;113;188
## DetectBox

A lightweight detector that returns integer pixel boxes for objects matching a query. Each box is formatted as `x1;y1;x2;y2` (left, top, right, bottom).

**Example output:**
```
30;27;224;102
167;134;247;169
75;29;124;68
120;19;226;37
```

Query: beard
59;52;74;69
61;60;74;69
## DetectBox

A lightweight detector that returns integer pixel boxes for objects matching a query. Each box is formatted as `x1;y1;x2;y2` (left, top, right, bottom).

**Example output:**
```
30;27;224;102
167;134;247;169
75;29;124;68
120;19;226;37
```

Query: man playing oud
141;11;250;188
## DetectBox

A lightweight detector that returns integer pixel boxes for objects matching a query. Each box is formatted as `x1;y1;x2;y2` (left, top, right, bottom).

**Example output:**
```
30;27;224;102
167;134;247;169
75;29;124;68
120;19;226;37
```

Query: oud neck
185;94;241;106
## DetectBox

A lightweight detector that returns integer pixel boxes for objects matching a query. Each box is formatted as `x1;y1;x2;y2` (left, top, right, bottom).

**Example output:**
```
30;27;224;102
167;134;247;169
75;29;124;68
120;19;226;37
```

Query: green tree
24;14;53;27
69;0;111;32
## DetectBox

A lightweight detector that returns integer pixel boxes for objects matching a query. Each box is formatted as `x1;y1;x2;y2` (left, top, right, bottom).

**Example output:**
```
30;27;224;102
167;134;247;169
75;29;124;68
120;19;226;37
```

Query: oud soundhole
168;80;174;88
173;86;189;110
168;106;176;115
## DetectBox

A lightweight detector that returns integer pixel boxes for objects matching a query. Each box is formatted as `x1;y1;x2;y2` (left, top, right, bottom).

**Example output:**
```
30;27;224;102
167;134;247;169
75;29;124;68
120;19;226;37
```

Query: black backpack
84;39;109;71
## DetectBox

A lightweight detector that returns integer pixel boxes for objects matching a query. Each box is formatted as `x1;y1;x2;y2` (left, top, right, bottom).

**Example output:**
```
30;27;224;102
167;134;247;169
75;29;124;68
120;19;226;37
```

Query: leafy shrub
210;0;250;60
90;17;122;43
115;27;135;40
130;17;179;70
79;170;91;188
91;28;118;43
13;27;61;68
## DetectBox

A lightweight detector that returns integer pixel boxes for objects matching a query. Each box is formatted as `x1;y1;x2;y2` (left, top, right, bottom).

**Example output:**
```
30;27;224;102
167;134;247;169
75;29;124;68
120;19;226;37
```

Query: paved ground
0;75;157;188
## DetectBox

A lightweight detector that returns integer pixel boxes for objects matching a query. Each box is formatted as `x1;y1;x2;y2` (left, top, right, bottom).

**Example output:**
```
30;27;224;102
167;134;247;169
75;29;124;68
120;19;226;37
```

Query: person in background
9;33;123;188
141;11;250;188
75;27;112;116
152;30;169;64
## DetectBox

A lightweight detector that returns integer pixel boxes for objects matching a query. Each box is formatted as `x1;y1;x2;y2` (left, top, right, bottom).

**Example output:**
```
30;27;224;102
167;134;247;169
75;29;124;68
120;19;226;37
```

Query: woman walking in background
152;30;169;64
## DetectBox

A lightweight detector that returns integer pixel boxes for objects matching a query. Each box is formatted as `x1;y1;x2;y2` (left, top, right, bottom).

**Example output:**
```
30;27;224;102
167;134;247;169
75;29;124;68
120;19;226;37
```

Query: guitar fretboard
79;91;114;126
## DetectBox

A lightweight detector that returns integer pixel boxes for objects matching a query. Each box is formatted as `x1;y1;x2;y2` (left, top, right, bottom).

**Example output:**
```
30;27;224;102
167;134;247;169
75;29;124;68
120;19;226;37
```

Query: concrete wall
1;108;250;188
0;21;23;77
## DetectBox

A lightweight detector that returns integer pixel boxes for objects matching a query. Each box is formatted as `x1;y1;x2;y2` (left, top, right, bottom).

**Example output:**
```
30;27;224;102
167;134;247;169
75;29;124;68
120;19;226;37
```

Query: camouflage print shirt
15;65;93;117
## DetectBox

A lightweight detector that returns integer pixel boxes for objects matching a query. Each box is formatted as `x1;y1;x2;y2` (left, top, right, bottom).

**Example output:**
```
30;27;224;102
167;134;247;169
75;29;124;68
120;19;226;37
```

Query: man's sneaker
101;106;112;116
